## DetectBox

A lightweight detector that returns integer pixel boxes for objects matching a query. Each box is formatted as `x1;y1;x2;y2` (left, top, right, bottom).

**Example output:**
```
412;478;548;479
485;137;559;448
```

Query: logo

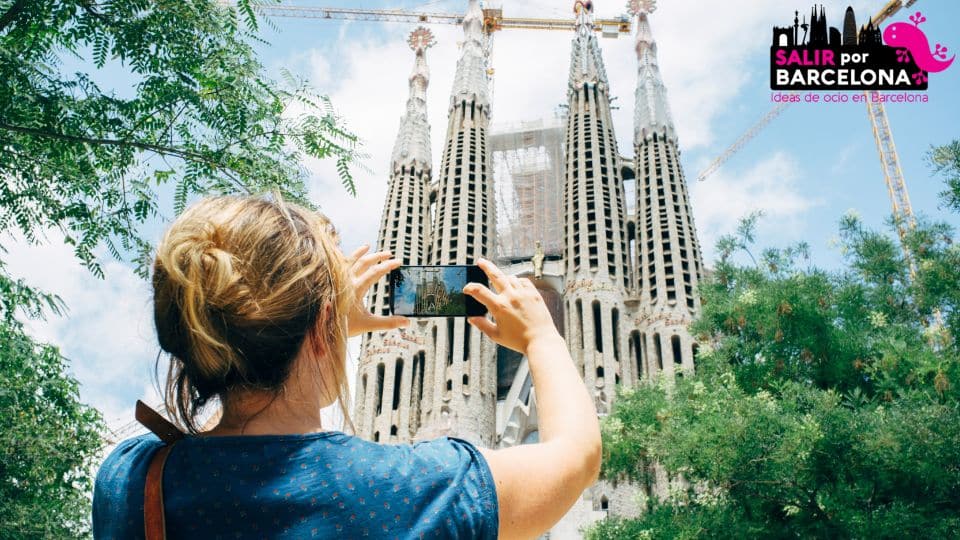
770;5;954;91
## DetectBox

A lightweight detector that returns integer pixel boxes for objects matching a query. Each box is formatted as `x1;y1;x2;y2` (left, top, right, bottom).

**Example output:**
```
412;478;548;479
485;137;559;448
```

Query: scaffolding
490;117;565;262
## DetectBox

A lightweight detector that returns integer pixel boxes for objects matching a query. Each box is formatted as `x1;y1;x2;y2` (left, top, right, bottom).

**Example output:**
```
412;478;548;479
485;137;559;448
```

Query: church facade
352;1;704;536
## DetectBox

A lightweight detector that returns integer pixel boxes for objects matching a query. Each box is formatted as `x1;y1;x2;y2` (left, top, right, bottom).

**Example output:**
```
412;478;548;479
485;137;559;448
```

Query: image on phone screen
390;266;488;317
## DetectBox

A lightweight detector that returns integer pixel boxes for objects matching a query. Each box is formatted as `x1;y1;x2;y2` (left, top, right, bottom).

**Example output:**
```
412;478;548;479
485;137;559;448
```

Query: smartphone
389;265;489;317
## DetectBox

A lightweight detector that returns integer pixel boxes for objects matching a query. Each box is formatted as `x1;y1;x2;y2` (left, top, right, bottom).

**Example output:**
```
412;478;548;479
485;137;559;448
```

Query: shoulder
96;434;164;488
377;437;499;537
104;432;165;459
92;434;164;538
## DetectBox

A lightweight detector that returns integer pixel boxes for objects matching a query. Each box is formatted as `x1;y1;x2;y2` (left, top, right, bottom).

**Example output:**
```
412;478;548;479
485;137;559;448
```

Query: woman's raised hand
345;245;409;337
464;258;561;355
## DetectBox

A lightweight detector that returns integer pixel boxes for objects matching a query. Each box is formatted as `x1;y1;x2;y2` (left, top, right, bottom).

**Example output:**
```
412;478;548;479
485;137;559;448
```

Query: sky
5;0;960;438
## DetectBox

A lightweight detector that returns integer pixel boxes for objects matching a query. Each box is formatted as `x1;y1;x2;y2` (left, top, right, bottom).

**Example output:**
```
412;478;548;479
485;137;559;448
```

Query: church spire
449;0;489;108
568;0;609;95
392;27;434;169
630;0;676;142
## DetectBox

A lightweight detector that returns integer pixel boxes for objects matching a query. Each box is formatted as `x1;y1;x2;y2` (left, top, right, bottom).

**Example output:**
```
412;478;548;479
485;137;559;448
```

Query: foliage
589;142;960;539
932;140;960;213
0;312;104;538
0;0;362;279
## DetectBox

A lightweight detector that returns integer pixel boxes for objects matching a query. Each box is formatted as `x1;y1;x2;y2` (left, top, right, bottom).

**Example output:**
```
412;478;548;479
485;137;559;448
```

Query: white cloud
3;235;158;430
690;151;818;261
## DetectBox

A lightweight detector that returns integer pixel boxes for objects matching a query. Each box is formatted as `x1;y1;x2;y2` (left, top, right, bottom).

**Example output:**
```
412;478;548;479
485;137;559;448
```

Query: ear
308;302;335;358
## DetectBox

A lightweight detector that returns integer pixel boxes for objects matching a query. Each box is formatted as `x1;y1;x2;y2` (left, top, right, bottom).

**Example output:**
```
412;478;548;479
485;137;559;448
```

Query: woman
93;195;601;539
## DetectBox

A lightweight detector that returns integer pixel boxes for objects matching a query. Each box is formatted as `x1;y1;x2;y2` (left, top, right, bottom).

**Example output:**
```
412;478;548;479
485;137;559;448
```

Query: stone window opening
446;318;455;366
654;334;663;371
631;331;643;380
576;300;585;350
375;363;385;416
612;308;620;363
391;358;403;411
672;335;683;366
592;301;603;353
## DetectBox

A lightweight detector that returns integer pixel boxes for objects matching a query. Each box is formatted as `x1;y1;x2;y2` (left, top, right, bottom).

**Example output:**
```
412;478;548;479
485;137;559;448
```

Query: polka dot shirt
93;432;498;539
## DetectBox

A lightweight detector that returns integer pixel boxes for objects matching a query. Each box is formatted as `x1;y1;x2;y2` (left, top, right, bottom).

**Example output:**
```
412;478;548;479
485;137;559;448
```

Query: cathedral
352;0;704;536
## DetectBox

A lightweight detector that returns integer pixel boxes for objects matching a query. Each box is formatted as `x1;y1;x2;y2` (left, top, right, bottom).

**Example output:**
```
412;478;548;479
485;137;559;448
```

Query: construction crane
697;0;919;253
243;2;631;111
248;4;632;37
696;99;793;182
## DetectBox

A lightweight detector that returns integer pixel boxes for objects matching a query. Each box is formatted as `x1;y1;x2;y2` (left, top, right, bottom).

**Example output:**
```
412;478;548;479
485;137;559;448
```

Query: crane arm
696;99;793;182
249;5;463;25
248;3;631;35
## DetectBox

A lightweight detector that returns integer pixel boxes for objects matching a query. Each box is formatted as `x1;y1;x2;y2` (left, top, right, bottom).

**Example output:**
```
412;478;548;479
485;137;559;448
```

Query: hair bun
152;195;354;434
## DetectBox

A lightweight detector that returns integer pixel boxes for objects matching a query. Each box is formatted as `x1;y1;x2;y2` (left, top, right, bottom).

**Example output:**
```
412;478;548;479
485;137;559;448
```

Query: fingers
468;316;500;340
349;314;410;337
353;249;393;277
356;258;400;293
373;315;410;330
464;282;501;310
348;245;370;264
477;258;510;293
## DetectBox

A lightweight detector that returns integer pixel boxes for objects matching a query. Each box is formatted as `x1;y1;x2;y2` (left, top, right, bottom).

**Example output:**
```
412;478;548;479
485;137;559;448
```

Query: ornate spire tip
574;0;594;14
408;27;436;52
627;0;657;16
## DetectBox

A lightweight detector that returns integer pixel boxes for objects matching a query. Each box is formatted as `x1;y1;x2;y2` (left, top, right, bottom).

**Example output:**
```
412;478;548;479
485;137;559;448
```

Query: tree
0;0;362;279
589;141;960;539
0;1;362;536
0;312;103;538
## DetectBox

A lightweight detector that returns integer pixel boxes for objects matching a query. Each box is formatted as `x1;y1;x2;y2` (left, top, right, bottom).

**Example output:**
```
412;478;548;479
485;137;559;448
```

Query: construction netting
490;117;565;262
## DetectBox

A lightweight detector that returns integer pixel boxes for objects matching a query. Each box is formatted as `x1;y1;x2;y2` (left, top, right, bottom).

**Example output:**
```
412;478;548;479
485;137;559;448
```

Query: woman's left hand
346;246;410;337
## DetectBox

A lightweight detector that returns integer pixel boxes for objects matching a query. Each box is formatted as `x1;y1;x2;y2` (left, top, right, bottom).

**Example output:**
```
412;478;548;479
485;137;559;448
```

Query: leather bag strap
136;400;186;444
144;444;176;540
135;400;186;540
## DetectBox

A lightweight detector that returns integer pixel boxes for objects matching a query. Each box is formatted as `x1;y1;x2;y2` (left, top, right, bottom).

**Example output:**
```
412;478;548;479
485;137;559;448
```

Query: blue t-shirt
93;431;498;539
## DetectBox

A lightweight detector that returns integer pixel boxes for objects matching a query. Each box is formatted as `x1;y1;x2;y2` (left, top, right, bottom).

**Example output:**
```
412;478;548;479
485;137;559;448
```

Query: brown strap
144;443;176;540
135;400;186;540
136;400;186;444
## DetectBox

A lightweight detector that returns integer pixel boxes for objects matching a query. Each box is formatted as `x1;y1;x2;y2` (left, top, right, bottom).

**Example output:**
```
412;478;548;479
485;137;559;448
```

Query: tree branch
0;122;251;193
0;122;208;162
0;0;29;34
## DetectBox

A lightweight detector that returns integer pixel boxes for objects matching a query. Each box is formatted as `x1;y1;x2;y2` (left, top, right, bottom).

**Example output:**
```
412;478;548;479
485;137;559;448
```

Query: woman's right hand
464;258;561;355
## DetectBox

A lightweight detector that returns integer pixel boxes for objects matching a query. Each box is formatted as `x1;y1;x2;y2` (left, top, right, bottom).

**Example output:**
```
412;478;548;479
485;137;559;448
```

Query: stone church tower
562;1;633;415
421;0;498;447
353;0;704;536
632;8;704;381
354;27;435;443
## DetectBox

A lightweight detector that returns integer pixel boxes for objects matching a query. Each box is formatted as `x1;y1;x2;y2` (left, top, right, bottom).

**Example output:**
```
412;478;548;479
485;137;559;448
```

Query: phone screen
389;265;489;317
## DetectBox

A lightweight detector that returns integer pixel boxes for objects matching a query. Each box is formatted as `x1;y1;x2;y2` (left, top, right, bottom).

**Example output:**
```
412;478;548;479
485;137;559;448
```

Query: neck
204;389;326;437
201;350;336;437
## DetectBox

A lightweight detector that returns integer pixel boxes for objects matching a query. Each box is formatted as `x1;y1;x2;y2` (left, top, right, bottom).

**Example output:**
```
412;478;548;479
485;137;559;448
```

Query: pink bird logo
883;11;954;85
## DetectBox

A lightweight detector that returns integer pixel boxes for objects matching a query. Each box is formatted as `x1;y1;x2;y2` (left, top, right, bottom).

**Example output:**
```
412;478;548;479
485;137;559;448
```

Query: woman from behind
93;194;600;539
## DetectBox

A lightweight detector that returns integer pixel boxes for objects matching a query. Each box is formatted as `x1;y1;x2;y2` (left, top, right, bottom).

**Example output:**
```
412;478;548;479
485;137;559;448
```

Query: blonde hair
152;195;354;433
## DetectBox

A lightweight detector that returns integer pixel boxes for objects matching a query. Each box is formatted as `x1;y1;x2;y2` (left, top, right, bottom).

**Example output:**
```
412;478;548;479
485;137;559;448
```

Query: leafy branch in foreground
0;0;363;282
